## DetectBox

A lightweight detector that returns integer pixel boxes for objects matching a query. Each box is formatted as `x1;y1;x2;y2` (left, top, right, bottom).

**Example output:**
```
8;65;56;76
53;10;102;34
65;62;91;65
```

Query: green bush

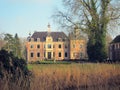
29;60;71;64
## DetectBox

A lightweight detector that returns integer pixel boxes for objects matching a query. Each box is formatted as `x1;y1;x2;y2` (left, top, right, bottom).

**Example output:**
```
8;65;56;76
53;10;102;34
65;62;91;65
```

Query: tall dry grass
30;63;120;90
0;69;30;90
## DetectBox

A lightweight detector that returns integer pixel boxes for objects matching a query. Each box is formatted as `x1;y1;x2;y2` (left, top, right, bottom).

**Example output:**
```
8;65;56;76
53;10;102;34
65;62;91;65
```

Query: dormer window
37;38;40;42
31;38;34;42
64;38;67;41
58;38;62;41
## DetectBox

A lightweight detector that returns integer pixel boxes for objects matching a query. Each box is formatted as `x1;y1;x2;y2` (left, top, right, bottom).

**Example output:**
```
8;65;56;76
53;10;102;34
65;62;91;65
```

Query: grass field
28;63;120;90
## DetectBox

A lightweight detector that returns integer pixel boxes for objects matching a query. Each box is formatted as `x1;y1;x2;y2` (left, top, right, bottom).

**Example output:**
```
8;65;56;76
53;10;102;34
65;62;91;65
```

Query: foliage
0;33;5;50
0;49;30;90
53;0;120;62
3;33;22;58
14;33;22;58
29;60;71;64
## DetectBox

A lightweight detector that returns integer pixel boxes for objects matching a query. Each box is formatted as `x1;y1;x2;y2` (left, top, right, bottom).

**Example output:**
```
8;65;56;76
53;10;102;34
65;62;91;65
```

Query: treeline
0;33;26;59
0;33;31;90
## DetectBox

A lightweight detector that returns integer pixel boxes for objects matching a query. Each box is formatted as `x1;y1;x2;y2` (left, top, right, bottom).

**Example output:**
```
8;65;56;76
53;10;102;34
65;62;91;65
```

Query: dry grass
0;69;30;90
29;63;120;90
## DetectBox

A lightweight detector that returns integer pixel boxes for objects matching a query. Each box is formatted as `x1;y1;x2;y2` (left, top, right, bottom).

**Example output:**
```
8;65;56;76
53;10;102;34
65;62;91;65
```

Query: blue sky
0;0;62;37
0;0;119;38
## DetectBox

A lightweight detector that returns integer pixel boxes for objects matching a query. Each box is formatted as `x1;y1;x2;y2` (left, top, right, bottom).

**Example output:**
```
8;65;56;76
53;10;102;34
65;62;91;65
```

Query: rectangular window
65;45;67;48
48;44;51;48
31;38;34;41
44;52;46;57
53;45;55;48
59;44;61;48
53;52;55;57
44;44;46;48
30;45;34;48
73;44;75;48
37;45;40;48
65;52;67;57
80;45;82;48
37;53;40;57
73;52;76;57
31;52;34;57
37;38;40;42
80;52;83;58
59;52;61;57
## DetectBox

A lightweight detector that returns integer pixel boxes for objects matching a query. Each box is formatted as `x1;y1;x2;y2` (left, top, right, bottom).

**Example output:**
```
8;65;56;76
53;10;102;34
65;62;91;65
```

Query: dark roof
111;35;120;43
30;31;69;42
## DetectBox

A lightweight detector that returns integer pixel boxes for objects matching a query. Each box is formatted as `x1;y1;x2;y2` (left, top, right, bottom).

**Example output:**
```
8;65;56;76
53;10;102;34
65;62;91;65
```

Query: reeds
0;63;119;90
0;69;30;90
30;63;120;90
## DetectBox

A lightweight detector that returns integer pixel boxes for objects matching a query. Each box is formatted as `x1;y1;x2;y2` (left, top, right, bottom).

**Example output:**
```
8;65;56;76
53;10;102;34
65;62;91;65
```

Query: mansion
26;24;87;62
109;35;120;61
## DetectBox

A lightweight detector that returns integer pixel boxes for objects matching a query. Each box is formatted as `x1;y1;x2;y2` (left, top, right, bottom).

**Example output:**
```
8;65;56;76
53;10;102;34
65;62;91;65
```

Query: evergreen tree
3;33;22;58
14;33;22;58
4;33;14;52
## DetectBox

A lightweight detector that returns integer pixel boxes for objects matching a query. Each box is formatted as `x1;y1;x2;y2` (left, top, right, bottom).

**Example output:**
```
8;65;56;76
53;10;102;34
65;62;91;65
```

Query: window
59;52;61;57
37;45;40;48
53;52;55;57
48;44;51;48
73;44;75;48
44;44;46;48
53;45;55;48
31;38;34;41
65;52;67;57
73;52;76;57
31;52;34;57
37;38;40;42
44;52;46;57
58;38;62;41
80;52;83;58
30;45;34;48
59;44;61;48
37;53;40;57
65;45;67;48
80;45;82;48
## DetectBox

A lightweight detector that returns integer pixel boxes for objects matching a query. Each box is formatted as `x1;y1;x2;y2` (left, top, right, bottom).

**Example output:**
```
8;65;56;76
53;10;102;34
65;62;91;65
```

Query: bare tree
52;0;120;61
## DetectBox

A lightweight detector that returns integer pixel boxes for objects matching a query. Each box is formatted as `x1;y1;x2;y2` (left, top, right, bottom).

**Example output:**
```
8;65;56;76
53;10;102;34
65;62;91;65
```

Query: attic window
37;38;40;42
63;38;67;41
58;38;62;41
31;38;34;41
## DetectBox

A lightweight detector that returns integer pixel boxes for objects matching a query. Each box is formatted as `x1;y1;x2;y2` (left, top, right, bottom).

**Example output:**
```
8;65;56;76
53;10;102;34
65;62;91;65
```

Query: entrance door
48;52;51;59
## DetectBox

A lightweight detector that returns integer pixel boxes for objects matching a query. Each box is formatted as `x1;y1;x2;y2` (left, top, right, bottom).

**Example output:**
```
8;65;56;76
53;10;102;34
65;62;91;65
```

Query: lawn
28;63;120;90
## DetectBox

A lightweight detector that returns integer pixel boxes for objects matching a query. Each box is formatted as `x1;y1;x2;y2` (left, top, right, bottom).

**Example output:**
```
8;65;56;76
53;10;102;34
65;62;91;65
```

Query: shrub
0;49;30;90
